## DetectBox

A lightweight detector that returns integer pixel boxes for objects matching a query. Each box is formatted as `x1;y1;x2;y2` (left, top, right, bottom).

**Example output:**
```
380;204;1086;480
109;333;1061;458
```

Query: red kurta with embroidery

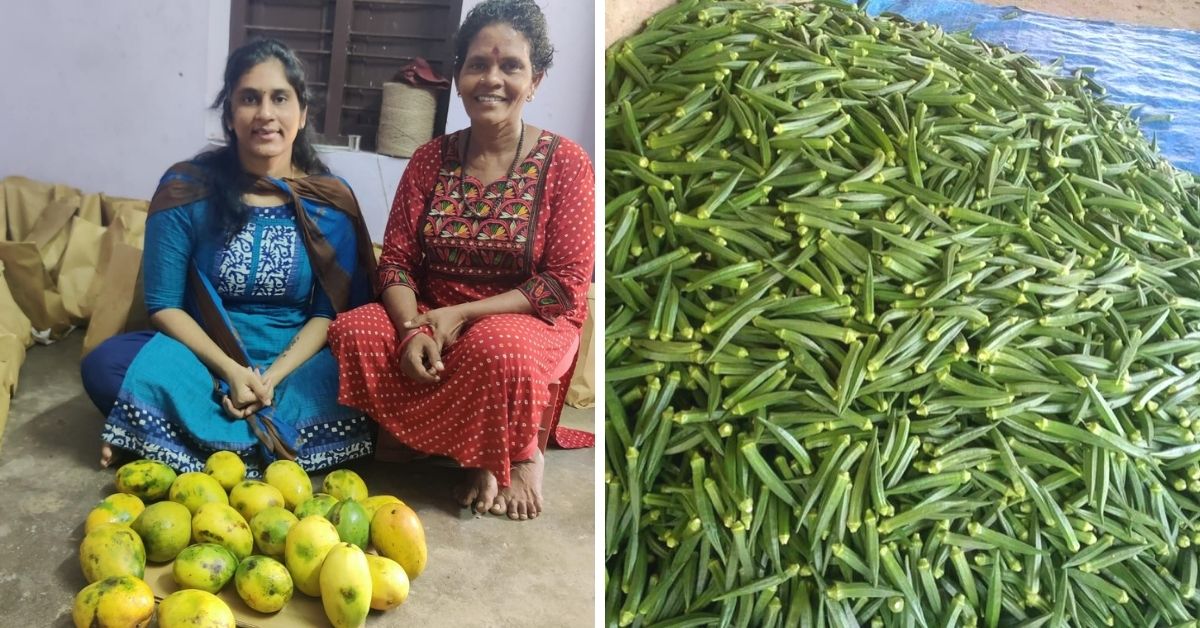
328;129;595;487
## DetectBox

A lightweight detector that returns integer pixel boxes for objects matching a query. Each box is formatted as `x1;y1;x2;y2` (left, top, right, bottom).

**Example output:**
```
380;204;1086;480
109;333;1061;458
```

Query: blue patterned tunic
102;199;374;475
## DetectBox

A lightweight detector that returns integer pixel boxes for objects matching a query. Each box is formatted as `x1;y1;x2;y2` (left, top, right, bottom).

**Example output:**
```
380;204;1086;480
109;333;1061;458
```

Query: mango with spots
114;459;177;502
84;493;145;534
293;493;338;519
322;469;368;502
72;575;154;628
229;479;285;522
327;498;370;550
365;553;410;611
250;506;299;558
370;502;427;579
264;459;312;509
80;523;146;583
284;515;341;596
361;494;403;521
132;501;192;562
168;471;229;514
319;542;372;628
234;555;293;613
191;503;254;561
202;450;245;491
156;589;236;628
172;543;238;594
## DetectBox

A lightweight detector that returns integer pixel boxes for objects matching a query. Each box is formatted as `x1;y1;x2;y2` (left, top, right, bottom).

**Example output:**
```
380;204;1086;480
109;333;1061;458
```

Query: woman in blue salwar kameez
81;39;377;475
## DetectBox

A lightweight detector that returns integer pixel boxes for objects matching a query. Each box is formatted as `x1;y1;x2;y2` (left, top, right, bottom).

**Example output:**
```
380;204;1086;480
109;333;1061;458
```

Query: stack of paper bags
0;176;149;447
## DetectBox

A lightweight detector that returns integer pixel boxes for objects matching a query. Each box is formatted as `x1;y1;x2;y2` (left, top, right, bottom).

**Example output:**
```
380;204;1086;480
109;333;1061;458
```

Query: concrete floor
0;333;596;627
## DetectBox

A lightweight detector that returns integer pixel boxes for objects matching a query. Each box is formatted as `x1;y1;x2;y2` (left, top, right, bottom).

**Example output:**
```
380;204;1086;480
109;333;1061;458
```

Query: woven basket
376;82;437;158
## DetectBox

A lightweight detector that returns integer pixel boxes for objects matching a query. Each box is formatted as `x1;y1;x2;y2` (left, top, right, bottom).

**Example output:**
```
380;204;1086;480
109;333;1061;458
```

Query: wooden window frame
230;0;463;153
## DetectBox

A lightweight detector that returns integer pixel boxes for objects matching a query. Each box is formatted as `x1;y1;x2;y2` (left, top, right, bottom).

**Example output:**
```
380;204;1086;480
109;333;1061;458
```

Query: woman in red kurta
327;0;594;521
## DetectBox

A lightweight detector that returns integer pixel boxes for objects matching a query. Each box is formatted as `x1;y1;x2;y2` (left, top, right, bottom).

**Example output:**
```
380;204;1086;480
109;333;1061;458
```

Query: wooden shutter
230;0;462;152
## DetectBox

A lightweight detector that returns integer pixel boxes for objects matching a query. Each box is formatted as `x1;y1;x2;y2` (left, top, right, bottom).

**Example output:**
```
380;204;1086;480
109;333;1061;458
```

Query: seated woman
81;38;377;475
328;0;595;521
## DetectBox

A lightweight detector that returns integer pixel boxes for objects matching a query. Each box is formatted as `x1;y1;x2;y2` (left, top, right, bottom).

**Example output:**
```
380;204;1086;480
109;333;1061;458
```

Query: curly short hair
454;0;554;77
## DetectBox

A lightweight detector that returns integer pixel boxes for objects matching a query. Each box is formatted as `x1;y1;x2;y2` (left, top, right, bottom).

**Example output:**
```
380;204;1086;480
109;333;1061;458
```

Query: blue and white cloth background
862;0;1200;174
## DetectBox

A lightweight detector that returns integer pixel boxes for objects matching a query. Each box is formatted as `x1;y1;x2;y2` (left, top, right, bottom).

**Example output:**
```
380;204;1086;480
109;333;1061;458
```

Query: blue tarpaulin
862;0;1200;174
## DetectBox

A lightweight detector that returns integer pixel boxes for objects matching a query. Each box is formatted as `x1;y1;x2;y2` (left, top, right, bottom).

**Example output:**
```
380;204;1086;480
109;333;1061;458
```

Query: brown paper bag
78;193;104;226
0;262;33;347
101;194;148;227
0;182;82;340
83;242;146;356
566;283;596;408
3;176;54;243
27;196;81;281
0;332;27;395
115;205;147;248
82;213;127;313
58;216;107;323
2;177;79;244
0;241;72;338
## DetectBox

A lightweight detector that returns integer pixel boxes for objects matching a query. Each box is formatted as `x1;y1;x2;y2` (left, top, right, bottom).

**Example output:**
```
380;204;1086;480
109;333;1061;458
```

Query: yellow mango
114;459;177;502
370;502;427;579
84;493;145;534
234;555;293;613
202;450;246;492
157;589;236;628
264;459;313;509
294;493;338;519
361;494;403;521
322;469;368;502
172;543;238;594
250;506;299;558
168;471;229;514
328;499;370;550
80;524;146;583
319;543;372;628
229;479;285;523
131;501;192;563
284;515;341;596
365;553;410;611
72;575;154;628
191;503;253;561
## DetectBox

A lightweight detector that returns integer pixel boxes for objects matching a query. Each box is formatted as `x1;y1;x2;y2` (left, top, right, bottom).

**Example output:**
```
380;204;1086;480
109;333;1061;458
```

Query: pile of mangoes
73;452;426;628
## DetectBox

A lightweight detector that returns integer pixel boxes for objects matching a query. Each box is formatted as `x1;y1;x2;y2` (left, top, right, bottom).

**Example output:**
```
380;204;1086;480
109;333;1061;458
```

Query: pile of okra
605;1;1200;626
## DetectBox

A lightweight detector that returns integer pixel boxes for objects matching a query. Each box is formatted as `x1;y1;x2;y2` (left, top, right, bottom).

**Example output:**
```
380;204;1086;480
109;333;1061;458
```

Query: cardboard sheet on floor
144;562;334;627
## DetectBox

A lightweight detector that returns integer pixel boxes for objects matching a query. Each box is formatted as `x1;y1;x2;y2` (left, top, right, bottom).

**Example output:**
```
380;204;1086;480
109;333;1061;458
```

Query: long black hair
197;38;328;237
454;0;555;77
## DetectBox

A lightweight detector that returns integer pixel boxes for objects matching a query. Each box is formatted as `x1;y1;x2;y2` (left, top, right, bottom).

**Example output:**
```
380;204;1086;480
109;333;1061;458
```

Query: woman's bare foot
491;448;544;521
100;443;114;469
454;468;499;514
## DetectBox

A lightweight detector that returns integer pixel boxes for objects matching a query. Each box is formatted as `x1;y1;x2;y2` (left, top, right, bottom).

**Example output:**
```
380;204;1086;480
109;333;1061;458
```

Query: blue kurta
101;198;373;475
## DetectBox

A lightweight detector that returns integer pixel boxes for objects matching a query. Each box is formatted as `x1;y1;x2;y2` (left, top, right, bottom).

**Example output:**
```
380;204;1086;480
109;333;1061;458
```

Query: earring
527;93;535;102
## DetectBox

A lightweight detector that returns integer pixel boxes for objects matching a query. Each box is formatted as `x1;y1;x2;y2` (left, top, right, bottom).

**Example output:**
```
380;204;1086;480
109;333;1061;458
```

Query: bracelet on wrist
398;325;434;351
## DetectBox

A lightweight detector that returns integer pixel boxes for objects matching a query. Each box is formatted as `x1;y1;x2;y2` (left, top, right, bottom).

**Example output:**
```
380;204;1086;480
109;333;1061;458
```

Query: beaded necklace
459;120;525;207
